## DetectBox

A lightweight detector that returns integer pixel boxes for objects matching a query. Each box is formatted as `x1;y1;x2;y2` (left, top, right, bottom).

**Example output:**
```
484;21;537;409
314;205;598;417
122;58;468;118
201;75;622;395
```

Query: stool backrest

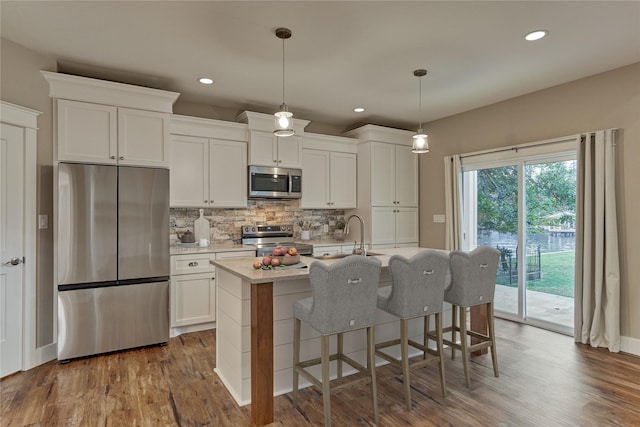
307;255;382;335
385;250;450;318
446;246;500;307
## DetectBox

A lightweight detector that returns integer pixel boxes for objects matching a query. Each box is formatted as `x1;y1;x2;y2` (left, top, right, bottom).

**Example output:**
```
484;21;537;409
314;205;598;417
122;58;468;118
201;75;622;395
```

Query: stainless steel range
241;224;313;256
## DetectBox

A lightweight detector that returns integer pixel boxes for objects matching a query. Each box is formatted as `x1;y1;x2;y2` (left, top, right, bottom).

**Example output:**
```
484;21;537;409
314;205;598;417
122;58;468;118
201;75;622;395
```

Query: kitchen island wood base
251;282;273;425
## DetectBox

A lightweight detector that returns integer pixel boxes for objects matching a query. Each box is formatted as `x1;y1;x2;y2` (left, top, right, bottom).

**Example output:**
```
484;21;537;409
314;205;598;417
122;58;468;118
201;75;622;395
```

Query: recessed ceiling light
198;77;214;85
353;107;365;113
525;30;548;41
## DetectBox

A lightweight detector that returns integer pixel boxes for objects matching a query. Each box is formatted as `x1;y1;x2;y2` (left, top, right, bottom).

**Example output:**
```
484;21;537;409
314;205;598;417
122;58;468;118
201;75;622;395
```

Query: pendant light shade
274;28;294;137
412;69;429;154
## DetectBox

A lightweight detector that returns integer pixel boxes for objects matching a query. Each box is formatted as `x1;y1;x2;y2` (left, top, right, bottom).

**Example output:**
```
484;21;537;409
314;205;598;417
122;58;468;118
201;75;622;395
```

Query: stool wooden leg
423;315;430;360
451;305;457;359
436;312;447;397
292;317;301;408
459;307;470;388
488;302;499;377
337;333;343;381
367;326;379;423
321;335;331;427
400;318;411;410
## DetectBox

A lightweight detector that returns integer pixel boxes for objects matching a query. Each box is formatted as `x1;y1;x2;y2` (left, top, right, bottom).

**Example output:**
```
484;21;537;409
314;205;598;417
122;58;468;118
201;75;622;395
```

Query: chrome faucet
344;214;366;256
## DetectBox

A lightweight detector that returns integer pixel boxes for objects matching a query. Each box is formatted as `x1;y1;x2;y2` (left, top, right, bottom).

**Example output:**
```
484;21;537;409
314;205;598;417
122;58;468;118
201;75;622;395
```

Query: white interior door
0;122;25;377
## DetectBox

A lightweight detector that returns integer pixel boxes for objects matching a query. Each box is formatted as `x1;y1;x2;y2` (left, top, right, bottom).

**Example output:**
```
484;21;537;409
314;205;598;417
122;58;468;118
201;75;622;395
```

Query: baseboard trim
621;335;640;356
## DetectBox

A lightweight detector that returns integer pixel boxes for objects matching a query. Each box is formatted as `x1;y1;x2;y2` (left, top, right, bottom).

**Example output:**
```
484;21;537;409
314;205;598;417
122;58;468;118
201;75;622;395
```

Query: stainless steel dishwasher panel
57;281;169;360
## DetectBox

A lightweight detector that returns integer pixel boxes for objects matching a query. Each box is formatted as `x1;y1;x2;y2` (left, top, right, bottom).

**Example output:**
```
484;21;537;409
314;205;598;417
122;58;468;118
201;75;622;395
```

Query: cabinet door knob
188;261;199;267
119;156;124;160
273;160;277;163
110;155;116;159
278;160;282;163
204;200;208;203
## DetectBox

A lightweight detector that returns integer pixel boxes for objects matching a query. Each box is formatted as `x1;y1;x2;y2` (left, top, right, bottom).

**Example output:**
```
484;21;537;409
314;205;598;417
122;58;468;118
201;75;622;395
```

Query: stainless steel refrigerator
57;163;170;360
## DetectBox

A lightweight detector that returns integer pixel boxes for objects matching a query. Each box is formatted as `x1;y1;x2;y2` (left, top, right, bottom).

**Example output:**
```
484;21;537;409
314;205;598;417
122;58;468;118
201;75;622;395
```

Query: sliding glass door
461;151;576;334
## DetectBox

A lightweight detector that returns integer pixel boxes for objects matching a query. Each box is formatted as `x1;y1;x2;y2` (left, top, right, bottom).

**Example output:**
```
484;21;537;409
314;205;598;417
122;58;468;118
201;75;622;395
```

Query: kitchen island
211;247;440;426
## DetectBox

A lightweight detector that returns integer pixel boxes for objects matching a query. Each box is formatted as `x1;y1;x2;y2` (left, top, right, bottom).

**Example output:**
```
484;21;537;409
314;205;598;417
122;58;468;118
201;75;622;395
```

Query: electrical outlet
433;214;445;223
38;214;49;229
323;224;329;233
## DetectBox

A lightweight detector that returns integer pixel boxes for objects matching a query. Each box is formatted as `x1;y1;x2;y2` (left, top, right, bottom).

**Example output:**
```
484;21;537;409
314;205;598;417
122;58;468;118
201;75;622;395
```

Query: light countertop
211;247;440;284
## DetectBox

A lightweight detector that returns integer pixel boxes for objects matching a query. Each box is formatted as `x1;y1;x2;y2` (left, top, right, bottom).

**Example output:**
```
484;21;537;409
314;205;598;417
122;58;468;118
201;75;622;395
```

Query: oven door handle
288;170;292;195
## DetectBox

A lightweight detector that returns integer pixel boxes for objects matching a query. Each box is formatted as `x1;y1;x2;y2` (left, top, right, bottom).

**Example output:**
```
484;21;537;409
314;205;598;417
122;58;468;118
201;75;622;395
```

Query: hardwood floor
2;319;639;426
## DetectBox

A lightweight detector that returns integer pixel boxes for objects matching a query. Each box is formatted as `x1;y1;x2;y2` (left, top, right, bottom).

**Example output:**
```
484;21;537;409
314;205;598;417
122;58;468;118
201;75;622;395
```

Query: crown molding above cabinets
41;71;180;113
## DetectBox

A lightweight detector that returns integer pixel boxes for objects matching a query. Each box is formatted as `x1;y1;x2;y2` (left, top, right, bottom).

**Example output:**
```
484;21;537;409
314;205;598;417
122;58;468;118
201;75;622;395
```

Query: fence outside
496;245;541;286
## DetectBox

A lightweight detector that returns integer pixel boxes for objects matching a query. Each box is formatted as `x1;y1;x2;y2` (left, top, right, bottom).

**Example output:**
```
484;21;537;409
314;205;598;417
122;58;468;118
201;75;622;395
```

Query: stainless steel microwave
248;165;302;199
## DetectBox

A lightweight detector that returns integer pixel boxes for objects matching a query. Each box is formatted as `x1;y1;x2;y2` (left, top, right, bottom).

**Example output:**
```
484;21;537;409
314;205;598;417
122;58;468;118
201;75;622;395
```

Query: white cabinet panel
170;135;209;207
209;139;247;207
395;145;418;207
301;149;330;208
329;152;356;209
395;207;419;244
57;99;117;163
371;207;396;246
118;108;170;167
276;135;302;167
171;272;216;327
371;142;396;206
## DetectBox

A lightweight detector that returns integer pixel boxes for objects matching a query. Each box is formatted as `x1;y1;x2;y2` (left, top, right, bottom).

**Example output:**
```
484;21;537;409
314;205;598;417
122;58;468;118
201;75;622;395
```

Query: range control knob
252;227;256;232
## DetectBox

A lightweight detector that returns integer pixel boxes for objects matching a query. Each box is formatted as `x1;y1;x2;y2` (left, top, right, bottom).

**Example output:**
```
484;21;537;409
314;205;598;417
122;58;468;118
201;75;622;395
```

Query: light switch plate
38;214;49;229
433;214;445;223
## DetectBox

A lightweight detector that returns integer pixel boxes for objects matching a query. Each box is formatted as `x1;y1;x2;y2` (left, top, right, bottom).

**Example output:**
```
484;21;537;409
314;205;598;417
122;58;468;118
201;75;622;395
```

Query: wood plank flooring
2;319;639;426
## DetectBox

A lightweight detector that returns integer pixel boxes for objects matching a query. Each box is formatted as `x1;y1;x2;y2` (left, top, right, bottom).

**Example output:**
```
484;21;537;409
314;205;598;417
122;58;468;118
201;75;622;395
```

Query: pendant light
412;69;429;153
274;28;294;137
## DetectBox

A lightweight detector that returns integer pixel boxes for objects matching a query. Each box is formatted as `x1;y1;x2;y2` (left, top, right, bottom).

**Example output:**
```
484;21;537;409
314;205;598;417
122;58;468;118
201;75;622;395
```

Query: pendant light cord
418;75;422;130
282;37;286;104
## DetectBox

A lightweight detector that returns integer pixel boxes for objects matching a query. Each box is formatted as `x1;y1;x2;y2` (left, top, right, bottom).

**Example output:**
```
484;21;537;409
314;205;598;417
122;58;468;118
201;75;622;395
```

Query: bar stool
375;250;450;410
443;246;500;387
292;256;382;427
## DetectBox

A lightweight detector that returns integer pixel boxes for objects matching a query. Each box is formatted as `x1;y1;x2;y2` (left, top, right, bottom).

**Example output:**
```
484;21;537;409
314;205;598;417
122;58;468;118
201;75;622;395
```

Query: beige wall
418;62;640;342
1;37;57;346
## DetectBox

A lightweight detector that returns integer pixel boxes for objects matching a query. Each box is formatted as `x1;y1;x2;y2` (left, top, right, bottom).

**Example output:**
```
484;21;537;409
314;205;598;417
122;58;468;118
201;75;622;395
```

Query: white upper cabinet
301;133;358;209
43;71;179;168
248;130;302;168
170;115;248;208
56;99;118;164
170;135;209;207
301;149;330;208
57;100;170;167
209;139;247;207
117;107;170;167
328;151;357;208
370;142;418;207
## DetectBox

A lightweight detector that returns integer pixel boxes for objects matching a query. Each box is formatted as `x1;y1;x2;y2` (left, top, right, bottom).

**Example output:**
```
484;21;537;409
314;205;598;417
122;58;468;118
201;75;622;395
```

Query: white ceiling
2;1;639;133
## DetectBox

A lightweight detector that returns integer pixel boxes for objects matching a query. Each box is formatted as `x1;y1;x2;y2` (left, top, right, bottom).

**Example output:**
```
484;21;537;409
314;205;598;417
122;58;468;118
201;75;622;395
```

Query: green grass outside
498;251;575;298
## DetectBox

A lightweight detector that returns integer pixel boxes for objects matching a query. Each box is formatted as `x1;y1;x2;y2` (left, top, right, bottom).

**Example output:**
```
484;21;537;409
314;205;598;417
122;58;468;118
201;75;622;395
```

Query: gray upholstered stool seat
375;250;449;410
292;255;382;427
442;246;500;387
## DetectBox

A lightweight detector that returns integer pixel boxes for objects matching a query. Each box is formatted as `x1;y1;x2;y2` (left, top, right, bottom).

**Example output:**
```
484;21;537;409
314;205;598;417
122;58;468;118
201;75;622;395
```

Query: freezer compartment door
57;281;169;360
118;166;169;280
58;163;117;285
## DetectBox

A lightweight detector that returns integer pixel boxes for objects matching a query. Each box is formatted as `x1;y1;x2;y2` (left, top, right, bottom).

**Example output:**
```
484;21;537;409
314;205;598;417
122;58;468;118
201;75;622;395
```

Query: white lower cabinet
170;250;254;336
371;206;419;247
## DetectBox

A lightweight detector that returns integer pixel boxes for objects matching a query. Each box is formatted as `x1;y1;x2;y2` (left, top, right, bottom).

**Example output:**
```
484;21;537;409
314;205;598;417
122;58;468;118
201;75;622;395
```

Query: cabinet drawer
215;250;255;260
171;253;215;275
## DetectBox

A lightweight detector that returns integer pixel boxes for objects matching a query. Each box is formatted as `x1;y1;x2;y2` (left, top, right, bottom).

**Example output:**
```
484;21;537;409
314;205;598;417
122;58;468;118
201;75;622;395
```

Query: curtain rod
459;135;577;160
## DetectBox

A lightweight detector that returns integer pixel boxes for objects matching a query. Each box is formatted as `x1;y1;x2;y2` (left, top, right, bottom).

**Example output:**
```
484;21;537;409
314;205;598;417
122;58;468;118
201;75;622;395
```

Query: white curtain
444;155;462;250
574;129;620;352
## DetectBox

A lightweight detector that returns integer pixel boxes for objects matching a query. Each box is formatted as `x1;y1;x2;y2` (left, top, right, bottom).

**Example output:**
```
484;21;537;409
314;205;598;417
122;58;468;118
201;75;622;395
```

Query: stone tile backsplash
170;199;348;244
